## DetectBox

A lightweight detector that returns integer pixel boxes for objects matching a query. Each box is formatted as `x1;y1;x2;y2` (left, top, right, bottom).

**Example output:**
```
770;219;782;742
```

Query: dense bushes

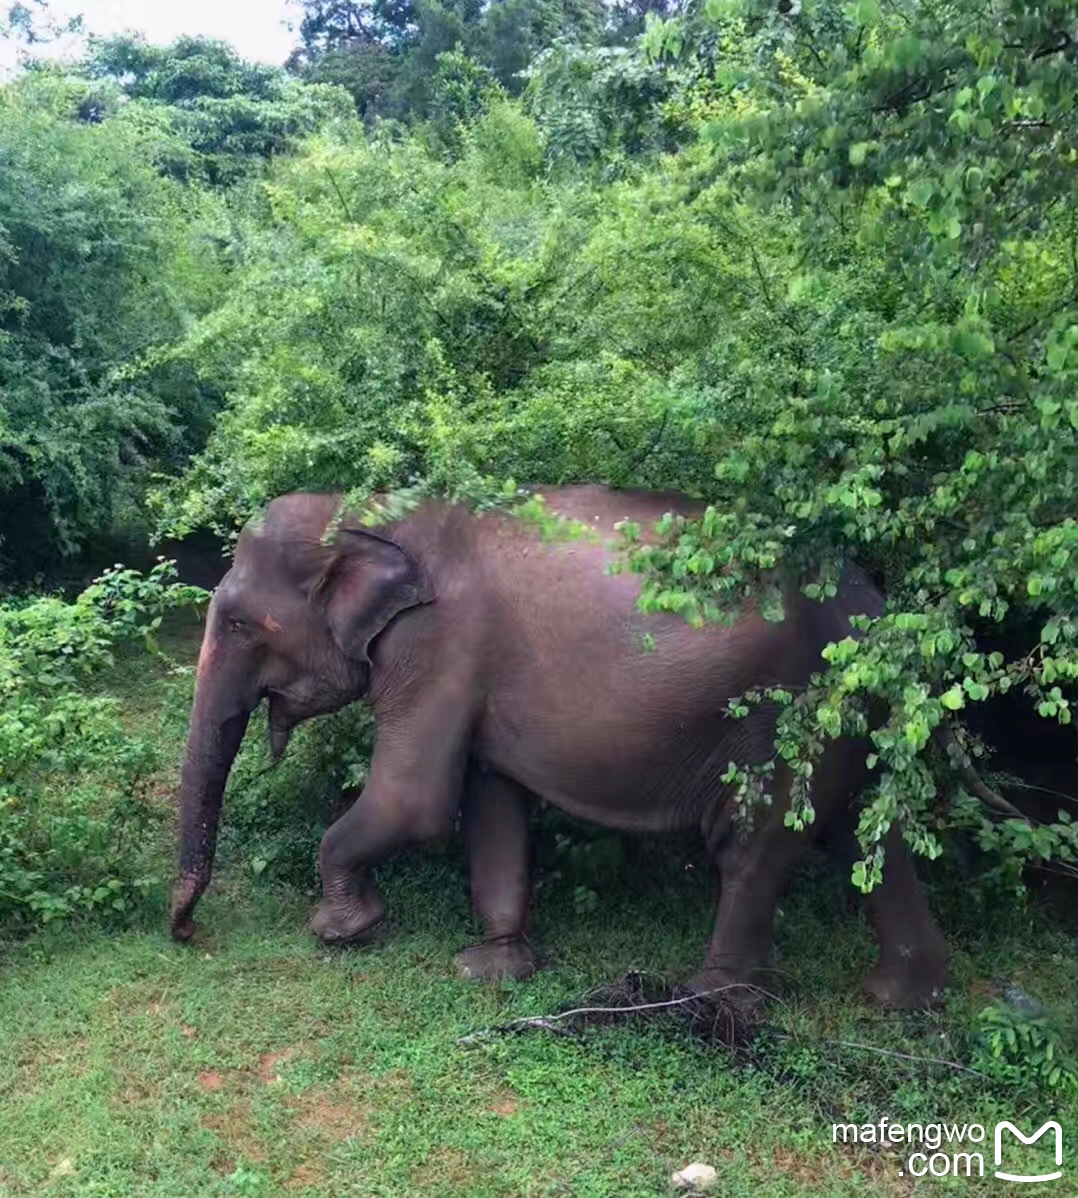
0;38;350;583
622;0;1078;889
0;564;204;929
0;69;224;579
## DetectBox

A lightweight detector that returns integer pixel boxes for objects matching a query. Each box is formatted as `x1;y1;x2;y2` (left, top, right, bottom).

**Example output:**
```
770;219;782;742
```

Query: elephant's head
169;492;432;940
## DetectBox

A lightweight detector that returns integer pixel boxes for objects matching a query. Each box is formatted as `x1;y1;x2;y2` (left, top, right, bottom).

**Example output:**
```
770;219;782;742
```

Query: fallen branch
458;984;987;1079
457;983;772;1045
771;1032;988;1079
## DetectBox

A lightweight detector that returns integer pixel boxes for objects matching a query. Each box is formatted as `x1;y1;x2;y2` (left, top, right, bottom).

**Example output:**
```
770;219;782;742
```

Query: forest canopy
0;0;1075;923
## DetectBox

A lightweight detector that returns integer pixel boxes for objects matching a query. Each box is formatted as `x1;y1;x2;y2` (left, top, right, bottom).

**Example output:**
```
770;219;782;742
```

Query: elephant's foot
309;880;387;945
454;935;537;982
863;940;950;1009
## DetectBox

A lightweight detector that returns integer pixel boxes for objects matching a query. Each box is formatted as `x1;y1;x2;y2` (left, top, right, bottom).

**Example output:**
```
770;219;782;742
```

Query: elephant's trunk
169;628;254;940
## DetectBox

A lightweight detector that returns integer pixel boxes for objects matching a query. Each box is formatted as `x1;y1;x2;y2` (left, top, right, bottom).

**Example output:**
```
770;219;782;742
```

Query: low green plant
0;561;205;931
973;1001;1078;1097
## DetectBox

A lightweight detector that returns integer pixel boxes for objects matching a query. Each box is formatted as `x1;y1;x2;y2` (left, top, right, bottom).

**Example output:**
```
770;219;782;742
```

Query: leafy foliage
622;0;1078;887
82;35;354;185
0;35;352;581
285;0;651;123
974;1000;1078;1095
524;36;683;168
1;0;1074;921
0;68;231;579
0;563;205;928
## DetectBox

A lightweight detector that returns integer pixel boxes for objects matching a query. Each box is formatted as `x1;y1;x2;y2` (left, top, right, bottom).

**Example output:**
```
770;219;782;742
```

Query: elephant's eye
228;618;248;634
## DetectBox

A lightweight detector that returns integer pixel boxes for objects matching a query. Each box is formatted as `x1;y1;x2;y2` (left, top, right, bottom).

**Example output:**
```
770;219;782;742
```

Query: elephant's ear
316;528;434;664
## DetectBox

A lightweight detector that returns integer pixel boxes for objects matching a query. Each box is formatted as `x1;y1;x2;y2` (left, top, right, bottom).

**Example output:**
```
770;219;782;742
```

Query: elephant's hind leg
825;819;950;1008
687;735;875;1009
684;763;811;1008
454;767;538;982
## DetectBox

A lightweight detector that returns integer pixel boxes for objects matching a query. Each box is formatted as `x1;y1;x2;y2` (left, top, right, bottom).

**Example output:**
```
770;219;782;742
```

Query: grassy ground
1;623;1075;1196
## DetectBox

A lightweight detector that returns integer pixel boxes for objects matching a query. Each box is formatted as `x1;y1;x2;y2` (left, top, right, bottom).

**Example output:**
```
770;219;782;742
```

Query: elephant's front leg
310;726;467;944
454;767;537;982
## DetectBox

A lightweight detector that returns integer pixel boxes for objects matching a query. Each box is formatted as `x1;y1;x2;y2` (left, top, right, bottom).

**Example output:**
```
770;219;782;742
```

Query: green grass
1;624;1076;1196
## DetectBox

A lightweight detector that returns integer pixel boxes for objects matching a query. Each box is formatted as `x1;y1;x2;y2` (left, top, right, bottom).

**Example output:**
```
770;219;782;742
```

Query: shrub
974;1001;1078;1097
0;562;205;930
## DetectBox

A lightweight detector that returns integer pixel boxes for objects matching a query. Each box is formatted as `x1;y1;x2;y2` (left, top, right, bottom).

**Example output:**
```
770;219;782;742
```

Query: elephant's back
522;483;706;536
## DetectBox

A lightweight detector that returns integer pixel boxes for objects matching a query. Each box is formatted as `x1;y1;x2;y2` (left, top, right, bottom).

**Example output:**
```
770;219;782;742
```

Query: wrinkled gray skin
170;486;950;1008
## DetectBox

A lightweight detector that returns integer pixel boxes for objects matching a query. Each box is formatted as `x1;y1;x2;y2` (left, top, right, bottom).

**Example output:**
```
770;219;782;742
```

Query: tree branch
323;167;353;223
932;723;1029;821
1032;31;1072;60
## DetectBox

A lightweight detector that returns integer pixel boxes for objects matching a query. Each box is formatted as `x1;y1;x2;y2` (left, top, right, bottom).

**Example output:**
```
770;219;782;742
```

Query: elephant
169;485;950;1008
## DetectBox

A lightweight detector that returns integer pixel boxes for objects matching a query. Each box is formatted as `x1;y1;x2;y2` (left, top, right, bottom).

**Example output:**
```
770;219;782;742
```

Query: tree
289;0;419;56
83;35;353;184
0;69;229;580
285;0;420;121
285;0;611;123
621;0;1078;885
0;31;359;581
1;0;80;55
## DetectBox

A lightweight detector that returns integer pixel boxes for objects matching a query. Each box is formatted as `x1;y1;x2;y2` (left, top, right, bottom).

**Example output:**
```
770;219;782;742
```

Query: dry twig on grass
457;980;774;1045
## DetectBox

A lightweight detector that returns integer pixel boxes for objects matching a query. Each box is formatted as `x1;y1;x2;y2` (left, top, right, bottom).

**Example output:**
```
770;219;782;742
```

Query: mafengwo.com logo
995;1122;1063;1184
832;1117;1064;1182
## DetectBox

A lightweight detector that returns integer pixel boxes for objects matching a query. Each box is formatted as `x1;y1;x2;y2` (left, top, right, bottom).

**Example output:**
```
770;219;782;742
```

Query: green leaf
853;0;880;24
909;178;935;208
